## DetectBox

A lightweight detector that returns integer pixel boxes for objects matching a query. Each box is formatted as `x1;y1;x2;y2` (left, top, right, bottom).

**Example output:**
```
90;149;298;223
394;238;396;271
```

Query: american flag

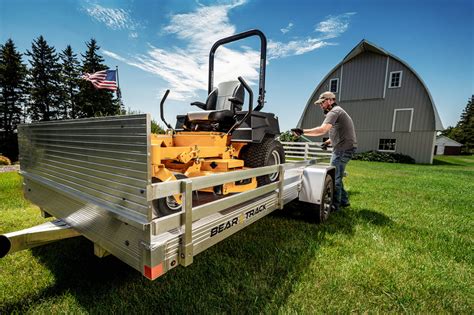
82;69;117;91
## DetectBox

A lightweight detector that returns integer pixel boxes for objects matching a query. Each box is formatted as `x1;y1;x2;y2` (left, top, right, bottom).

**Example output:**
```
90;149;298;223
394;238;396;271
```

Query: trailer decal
210;217;239;237
210;204;268;237
244;204;266;219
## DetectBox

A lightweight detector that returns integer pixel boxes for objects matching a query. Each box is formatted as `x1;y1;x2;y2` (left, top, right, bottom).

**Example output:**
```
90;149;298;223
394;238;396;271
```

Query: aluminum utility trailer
0;114;335;280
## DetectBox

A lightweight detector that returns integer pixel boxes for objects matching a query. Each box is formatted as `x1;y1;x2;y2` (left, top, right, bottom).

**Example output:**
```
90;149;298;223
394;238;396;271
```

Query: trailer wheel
316;175;333;223
152;174;187;217
241;137;285;186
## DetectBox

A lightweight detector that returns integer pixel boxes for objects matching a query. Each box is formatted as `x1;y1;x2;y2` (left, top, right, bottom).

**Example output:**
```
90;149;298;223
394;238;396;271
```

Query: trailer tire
316;175;333;223
241;137;285;186
152;174;187;217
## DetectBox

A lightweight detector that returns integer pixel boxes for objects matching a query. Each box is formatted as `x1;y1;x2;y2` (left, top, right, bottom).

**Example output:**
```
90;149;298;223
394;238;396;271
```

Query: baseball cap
314;91;336;104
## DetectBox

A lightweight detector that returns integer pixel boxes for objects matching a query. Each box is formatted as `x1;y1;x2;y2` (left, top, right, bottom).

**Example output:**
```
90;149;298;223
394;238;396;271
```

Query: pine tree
59;45;80;119
78;39;119;117
26;35;62;121
0;39;28;160
456;96;473;152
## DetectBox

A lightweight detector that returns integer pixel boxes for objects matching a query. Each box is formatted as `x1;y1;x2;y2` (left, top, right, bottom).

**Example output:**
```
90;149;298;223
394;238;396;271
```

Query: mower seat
184;81;244;132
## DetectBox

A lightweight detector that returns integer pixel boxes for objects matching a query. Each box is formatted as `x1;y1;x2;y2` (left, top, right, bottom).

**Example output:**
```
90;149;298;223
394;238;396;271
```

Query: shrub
279;130;299;142
353;150;415;164
0;155;12;165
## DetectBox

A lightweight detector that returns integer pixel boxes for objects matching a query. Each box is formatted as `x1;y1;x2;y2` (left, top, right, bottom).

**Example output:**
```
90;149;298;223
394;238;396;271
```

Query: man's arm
303;123;332;136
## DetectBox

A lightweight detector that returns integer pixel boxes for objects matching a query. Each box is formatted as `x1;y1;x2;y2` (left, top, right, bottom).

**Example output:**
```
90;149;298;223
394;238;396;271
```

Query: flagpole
115;65;120;89
115;66;124;114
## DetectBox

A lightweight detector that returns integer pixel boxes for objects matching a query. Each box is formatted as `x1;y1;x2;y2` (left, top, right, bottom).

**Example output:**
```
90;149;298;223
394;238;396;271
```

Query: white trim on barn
383;57;389;98
330;78;339;93
378;138;397;152
389;70;403;88
392;108;414;132
339;64;343;102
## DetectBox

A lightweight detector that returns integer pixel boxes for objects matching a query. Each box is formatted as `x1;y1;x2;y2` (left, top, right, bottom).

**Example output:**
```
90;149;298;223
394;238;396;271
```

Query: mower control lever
160;89;173;130
227;76;253;135
238;76;253;113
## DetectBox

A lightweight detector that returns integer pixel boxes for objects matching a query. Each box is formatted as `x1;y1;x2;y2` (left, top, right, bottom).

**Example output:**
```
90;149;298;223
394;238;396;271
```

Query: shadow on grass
432;159;463;166
278;202;392;233
348;190;361;197
432;156;474;167
2;203;392;313
357;209;393;226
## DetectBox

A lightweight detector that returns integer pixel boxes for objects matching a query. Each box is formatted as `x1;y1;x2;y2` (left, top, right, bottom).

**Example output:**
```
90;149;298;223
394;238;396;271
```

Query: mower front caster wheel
152;174;187;217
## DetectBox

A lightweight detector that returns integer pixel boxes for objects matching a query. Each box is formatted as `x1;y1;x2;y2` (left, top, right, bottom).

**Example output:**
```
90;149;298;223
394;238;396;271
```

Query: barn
297;40;443;164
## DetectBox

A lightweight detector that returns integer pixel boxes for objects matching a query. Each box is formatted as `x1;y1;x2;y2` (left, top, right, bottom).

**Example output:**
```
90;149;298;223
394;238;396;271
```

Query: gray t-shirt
323;106;357;151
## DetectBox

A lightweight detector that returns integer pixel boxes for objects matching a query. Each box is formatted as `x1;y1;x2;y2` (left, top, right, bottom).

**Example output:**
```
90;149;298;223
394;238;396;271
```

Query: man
292;91;357;211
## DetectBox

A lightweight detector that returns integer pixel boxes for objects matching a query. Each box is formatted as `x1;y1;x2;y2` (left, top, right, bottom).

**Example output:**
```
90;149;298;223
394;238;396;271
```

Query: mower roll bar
208;29;267;112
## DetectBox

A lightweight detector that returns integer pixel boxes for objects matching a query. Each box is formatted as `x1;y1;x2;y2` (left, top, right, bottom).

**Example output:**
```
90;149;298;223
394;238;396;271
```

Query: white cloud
163;0;247;56
85;3;140;38
280;22;293;34
269;12;356;60
105;1;254;100
315;12;356;39
268;39;335;59
104;5;355;100
102;49;128;63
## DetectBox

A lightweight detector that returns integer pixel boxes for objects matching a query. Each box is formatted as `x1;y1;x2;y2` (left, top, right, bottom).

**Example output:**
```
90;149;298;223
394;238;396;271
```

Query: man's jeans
330;148;356;210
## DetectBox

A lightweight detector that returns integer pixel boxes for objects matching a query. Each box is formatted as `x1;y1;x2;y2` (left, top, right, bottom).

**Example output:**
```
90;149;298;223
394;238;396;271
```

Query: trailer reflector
144;263;164;280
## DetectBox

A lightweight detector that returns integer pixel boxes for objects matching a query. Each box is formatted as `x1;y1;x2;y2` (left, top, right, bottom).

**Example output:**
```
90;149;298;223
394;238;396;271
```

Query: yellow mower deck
151;131;256;203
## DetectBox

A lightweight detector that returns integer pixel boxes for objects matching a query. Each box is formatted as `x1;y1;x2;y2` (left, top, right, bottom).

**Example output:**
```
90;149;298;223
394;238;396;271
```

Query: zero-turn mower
151;29;285;217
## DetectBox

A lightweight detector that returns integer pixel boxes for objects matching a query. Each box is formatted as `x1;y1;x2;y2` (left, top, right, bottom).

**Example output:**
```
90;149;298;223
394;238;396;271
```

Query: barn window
389;71;402;88
330;78;339;93
378;139;396;151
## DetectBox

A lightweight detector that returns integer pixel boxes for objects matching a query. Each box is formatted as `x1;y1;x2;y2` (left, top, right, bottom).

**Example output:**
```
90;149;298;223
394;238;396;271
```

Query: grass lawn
0;156;473;313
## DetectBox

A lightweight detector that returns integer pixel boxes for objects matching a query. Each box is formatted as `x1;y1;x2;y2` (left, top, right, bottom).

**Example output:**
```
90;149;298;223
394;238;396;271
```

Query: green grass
0;156;473;313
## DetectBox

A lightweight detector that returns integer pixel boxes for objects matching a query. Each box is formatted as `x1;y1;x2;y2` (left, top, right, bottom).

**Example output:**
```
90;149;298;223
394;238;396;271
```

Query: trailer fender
298;165;335;204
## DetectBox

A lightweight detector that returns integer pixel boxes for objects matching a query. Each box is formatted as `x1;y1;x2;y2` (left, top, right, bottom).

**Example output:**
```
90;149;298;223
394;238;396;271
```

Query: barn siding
340;52;386;101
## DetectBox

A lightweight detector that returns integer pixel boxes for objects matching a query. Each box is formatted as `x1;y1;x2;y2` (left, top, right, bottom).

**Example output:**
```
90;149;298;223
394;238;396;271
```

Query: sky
0;0;473;132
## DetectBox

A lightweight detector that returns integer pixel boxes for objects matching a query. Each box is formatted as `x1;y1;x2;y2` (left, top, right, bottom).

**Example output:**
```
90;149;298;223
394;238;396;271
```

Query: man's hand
291;128;303;137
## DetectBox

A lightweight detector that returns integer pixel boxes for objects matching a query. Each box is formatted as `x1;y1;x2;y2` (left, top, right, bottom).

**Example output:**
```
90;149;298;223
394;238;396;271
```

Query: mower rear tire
242;137;285;186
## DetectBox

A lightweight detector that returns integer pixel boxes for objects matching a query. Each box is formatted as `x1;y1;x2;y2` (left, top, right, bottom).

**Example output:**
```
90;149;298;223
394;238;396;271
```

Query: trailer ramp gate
16;114;333;280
